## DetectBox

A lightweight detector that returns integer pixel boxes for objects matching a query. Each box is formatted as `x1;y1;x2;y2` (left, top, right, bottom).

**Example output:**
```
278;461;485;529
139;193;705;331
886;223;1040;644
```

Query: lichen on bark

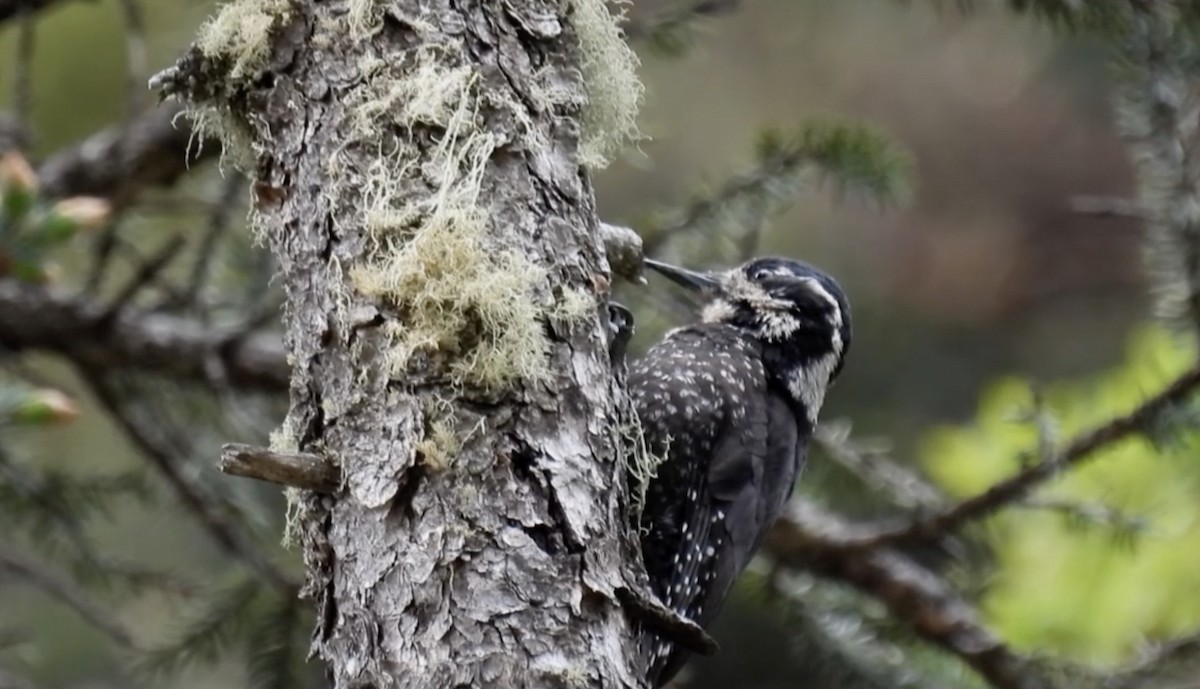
153;0;648;686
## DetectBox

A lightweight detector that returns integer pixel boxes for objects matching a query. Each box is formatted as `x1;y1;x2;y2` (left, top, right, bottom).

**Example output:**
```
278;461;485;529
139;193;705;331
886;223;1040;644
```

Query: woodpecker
629;256;851;687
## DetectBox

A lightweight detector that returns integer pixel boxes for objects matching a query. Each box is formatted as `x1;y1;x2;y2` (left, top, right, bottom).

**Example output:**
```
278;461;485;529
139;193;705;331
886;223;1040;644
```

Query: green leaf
2;186;34;225
1;387;78;426
32;212;82;245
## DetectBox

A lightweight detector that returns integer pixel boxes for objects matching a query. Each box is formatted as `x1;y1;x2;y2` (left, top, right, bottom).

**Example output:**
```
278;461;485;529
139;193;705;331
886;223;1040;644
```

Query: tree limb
0;280;288;391
1110;631;1200;689
767;500;1051;689
36;104;216;205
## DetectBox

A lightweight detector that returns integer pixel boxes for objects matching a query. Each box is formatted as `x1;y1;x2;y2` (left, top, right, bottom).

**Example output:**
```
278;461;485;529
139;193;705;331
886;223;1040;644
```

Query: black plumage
629;256;851;686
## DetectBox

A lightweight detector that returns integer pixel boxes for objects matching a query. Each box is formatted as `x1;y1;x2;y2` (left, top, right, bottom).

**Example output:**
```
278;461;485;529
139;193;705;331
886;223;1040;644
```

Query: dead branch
219;443;340;493
0;281;287;391
36;104;217;206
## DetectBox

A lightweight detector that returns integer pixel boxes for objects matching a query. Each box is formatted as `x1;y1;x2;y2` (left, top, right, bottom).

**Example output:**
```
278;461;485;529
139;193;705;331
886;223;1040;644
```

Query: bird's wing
758;392;805;546
703;391;802;620
631;331;730;606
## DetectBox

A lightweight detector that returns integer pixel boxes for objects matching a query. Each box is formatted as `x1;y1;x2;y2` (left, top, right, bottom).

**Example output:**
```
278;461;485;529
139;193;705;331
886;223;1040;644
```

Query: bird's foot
606;301;635;370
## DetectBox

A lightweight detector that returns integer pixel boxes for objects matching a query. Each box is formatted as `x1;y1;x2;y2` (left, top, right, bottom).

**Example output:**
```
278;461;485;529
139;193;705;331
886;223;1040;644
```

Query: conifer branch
626;0;741;56
767;500;1049;689
0;546;139;650
844;362;1200;549
0;281;288;391
80;369;295;592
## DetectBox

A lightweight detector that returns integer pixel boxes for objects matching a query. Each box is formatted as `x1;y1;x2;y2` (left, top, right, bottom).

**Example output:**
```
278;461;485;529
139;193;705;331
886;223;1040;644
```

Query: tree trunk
154;0;645;686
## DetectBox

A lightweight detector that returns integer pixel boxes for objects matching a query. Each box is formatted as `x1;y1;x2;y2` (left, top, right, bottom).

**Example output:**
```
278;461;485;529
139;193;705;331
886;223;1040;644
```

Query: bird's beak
643;259;722;294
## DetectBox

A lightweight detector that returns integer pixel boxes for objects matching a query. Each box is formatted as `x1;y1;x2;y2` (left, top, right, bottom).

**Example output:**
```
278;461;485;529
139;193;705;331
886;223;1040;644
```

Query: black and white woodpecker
629;256;852;687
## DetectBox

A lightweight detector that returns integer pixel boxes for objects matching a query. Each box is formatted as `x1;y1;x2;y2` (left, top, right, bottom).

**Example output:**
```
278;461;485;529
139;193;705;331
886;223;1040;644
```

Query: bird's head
645;256;852;383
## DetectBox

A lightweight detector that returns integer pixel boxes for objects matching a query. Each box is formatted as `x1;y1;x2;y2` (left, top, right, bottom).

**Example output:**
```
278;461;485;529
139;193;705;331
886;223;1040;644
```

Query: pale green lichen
343;56;555;392
416;398;470;471
347;0;383;39
271;417;303;549
352;202;553;391
552;286;598;324
197;0;292;81
568;0;644;168
268;423;299;455
624;412;669;520
184;105;256;173
352;54;476;135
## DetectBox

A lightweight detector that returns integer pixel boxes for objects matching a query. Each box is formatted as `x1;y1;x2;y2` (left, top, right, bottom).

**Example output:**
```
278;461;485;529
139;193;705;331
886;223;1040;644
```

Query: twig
1018;497;1147;533
847;363;1200;549
97;235;187;324
1117;9;1200;333
0;446;105;572
12;0;35;148
641;145;806;257
0;113;23;154
735;193;767;260
762;568;961;689
85;222;123;293
115;0;147;118
625;0;741;43
1113;631;1200;689
0;357;58;389
219;443;340;492
1068;195;1147;218
177;173;244;312
0;546;139;650
0;0;70;24
814;422;947;513
79;369;296;592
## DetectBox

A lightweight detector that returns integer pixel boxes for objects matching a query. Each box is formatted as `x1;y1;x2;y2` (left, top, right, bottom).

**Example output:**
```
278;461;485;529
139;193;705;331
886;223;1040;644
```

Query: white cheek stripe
788;352;841;424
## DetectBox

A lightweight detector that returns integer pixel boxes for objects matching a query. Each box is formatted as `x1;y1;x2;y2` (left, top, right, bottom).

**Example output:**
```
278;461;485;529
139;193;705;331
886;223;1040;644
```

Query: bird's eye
751;267;776;281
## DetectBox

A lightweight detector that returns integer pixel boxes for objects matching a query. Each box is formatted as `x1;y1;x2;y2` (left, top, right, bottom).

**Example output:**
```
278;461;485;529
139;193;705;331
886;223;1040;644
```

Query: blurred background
3;1;1196;688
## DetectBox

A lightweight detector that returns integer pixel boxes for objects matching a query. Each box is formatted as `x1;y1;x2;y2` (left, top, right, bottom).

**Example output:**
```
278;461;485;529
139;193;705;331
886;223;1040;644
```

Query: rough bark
155;1;644;688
